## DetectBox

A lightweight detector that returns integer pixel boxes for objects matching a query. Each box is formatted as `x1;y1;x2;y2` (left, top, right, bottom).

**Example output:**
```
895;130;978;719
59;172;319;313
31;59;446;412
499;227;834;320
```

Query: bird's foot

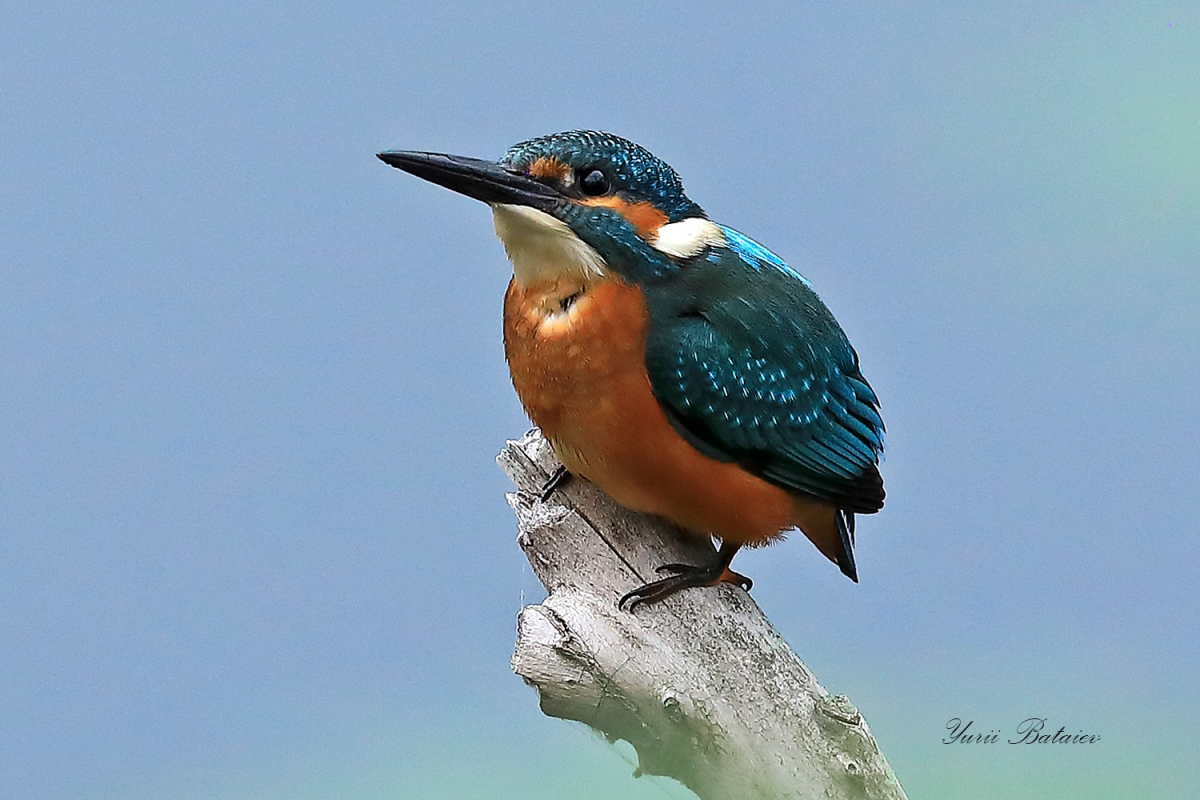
618;561;753;612
537;464;572;502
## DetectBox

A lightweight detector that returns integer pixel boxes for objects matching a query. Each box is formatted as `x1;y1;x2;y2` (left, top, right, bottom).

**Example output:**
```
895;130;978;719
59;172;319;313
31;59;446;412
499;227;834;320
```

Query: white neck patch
491;204;608;285
650;216;725;259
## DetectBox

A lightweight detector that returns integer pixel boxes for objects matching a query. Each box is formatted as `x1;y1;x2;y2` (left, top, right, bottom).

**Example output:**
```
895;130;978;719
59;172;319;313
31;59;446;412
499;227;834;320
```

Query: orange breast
502;276;816;547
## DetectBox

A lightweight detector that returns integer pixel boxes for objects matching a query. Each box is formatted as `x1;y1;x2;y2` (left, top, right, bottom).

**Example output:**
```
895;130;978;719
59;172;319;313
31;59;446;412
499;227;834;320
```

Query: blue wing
642;226;885;513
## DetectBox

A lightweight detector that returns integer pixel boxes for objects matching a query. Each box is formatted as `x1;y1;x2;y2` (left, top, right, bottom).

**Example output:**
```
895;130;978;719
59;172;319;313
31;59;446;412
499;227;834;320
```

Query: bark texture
499;429;906;800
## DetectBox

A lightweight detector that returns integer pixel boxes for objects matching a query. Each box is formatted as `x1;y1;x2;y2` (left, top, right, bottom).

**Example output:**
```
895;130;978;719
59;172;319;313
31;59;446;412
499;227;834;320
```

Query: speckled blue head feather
501;130;705;223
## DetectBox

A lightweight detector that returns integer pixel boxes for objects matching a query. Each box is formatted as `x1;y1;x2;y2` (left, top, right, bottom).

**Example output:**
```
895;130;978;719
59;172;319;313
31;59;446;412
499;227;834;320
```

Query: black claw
619;576;688;612
538;464;571;502
618;543;749;612
619;560;752;612
619;569;715;612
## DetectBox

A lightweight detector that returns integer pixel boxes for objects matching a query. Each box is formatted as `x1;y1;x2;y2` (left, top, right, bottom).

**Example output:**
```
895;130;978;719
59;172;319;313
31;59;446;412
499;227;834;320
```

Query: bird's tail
793;501;859;583
835;509;859;583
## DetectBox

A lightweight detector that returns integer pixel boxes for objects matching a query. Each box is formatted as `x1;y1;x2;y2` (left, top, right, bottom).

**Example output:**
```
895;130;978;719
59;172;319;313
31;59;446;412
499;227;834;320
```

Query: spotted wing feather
643;232;885;514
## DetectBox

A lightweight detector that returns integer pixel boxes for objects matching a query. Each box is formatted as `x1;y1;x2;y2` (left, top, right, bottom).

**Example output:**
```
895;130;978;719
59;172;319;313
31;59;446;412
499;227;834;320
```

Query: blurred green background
2;2;1196;798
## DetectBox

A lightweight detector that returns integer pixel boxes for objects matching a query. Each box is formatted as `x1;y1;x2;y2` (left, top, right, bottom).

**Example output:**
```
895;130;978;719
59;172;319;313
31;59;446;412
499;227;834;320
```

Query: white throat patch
491;204;608;284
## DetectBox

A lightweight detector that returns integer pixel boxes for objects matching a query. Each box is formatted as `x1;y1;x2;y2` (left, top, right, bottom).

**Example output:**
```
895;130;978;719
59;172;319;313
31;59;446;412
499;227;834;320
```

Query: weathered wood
499;429;907;800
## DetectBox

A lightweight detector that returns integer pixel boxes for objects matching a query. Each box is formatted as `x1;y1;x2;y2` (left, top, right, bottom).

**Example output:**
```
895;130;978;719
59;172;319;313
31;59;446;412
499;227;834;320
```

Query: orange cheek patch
527;157;569;181
581;196;668;240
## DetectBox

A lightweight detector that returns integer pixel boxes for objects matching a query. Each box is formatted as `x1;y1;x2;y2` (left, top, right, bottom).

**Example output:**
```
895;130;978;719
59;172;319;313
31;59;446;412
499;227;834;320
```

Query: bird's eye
579;168;610;196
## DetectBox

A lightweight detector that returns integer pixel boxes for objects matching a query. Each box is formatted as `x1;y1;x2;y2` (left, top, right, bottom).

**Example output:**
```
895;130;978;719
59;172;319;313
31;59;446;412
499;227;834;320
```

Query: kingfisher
378;131;885;610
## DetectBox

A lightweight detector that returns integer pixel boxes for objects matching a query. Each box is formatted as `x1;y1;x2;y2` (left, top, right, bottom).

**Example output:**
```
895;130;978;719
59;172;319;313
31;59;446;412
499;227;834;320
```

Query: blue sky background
3;2;1197;798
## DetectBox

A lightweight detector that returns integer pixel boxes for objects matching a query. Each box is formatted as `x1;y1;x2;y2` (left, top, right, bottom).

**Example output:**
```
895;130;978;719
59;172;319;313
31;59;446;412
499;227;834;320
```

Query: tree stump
499;429;907;800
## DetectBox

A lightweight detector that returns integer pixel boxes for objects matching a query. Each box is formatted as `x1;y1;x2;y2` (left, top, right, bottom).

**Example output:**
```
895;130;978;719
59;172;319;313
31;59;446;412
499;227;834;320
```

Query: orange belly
502;276;837;550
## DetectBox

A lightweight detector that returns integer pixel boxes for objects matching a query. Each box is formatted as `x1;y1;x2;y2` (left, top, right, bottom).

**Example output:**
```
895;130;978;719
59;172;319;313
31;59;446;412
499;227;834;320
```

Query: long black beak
376;151;561;211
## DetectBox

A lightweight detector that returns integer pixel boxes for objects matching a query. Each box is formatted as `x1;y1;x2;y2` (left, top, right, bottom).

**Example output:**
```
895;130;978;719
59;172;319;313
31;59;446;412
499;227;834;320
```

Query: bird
377;131;885;610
